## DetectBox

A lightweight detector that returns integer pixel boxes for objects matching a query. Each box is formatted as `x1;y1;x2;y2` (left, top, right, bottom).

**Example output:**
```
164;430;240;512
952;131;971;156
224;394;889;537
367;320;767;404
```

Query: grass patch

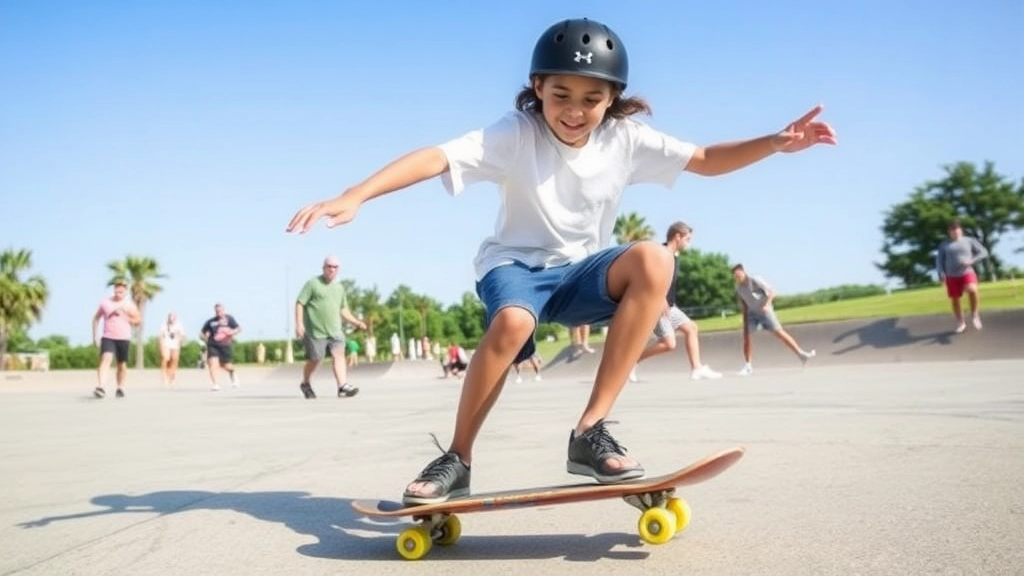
533;278;1024;360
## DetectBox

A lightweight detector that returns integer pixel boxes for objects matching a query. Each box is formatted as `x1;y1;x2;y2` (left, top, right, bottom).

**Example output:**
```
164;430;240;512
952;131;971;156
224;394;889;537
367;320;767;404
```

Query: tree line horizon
3;160;1022;370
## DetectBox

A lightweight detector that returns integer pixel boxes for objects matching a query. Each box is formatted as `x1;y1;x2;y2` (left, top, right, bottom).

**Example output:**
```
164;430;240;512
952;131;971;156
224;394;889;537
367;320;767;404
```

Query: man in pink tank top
91;278;140;398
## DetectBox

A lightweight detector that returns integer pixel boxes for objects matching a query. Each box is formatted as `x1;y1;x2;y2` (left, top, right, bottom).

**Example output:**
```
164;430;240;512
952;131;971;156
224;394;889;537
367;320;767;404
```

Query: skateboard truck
623;487;675;511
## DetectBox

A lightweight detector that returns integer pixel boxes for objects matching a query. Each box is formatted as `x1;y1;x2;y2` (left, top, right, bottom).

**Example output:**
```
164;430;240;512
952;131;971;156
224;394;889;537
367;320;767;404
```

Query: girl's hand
286;193;362;233
771;105;837;153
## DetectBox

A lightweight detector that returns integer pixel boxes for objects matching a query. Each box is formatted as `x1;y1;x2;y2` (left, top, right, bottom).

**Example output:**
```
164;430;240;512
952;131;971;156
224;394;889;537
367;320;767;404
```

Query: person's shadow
17;490;647;561
831;317;956;355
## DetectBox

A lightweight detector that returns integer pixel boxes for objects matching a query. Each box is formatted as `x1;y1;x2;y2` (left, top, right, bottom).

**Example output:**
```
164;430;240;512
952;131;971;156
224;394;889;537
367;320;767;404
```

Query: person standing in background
936;219;989;333
733;264;815;376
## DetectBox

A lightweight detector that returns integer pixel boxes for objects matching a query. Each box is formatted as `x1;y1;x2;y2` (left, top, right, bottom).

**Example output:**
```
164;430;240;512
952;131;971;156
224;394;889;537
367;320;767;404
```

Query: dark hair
666;221;692;242
948;219;962;230
731;264;745;273
514;75;651;122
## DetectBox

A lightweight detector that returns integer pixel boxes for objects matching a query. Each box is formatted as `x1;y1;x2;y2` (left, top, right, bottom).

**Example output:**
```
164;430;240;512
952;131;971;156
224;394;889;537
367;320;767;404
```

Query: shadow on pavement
831;317;956;355
18;490;649;561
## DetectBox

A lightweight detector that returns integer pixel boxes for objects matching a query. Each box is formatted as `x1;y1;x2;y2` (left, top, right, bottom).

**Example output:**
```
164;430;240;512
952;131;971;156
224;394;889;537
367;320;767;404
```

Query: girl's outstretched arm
685;105;836;176
287;146;449;233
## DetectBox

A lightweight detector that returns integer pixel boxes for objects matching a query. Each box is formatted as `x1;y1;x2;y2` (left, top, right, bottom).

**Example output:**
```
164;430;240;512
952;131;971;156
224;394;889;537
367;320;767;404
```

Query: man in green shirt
295;256;367;398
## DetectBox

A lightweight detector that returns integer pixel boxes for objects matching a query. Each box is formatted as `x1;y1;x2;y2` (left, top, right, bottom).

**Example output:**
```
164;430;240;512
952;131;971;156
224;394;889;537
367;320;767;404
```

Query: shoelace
415;433;465;485
584;420;628;456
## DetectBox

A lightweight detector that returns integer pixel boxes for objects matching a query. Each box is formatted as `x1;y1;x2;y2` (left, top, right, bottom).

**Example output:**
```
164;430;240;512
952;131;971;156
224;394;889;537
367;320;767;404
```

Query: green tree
675;249;735;318
613;212;655;244
0;248;49;368
449;292;486;345
107;255;166;369
35;334;70;349
386;284;417;344
878;161;1024;287
354;286;385;337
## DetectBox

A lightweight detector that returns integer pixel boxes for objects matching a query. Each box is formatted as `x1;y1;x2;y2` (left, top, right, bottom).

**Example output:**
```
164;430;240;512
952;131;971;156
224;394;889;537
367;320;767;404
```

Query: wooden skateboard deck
353;446;744;559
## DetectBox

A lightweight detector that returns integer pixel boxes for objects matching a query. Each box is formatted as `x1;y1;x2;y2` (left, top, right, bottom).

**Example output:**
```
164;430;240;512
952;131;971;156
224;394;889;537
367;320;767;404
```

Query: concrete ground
1;312;1022;575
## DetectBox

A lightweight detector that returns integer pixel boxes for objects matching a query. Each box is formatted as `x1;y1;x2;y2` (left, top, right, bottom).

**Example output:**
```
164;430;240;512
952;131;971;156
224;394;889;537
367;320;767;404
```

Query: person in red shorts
935;220;989;333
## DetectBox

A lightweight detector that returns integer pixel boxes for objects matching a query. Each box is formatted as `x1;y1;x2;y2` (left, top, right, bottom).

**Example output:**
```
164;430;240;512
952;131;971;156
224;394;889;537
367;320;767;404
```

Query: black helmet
530;18;629;89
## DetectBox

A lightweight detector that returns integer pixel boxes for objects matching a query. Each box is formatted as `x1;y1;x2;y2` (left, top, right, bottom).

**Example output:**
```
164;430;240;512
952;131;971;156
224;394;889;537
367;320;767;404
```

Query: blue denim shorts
475;244;632;363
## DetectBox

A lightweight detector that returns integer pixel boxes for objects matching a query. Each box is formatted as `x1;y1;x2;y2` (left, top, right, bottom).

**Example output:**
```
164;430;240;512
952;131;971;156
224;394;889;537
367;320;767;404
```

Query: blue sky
3;0;1023;345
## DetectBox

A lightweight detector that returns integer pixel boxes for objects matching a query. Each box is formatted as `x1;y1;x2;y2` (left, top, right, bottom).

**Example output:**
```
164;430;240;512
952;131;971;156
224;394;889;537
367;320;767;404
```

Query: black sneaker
300;382;316;399
337;384;359;398
93;387;106;399
567;419;645;483
115;389;124;398
402;451;471;505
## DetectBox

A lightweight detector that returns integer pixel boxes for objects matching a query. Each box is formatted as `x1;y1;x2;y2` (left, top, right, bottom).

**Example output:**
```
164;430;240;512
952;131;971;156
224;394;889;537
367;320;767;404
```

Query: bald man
295;256;367;399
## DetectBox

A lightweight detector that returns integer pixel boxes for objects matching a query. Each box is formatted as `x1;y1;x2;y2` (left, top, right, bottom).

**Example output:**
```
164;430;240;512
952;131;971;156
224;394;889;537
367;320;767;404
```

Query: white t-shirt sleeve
627;121;697;188
438;113;523;196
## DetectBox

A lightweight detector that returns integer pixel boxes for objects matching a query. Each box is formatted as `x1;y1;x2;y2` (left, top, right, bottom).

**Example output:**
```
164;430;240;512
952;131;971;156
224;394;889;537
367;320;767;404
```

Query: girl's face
533;74;615;148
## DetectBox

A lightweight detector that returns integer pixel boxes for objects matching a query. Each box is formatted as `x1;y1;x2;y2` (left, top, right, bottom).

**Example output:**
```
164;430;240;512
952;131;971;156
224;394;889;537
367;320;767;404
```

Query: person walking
91;278;140;398
295;256;366;398
200;303;241;390
631;222;721;382
158;311;186;387
936;219;989;333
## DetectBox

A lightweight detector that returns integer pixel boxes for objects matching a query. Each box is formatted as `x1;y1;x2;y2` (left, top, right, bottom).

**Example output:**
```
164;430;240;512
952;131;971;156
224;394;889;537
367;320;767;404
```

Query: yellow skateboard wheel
434;515;462;546
638;507;677;545
666;497;692;534
396;525;433;560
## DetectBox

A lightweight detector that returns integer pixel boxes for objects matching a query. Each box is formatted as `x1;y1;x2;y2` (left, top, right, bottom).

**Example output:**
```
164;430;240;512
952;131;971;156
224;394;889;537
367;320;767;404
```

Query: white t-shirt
160;321;186;350
439;111;696;280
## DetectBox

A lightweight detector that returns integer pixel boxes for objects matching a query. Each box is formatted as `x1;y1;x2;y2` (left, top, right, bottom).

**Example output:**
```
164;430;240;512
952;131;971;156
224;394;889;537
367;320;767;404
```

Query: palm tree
107;255;166;369
613;212;656;244
0;248;49;369
356;286;384;337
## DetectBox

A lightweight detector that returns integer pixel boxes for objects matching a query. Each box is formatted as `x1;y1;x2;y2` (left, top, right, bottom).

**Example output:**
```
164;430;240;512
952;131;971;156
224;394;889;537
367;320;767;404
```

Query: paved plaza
2;347;1022;575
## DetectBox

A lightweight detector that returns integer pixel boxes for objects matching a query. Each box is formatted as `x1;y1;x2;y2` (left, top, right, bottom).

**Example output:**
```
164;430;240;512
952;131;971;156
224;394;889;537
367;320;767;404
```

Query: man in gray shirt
732;264;815;376
935;220;989;333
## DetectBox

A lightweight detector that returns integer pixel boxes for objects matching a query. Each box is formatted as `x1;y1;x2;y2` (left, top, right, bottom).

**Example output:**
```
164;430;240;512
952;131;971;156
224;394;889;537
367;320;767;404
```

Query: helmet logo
573;51;593;64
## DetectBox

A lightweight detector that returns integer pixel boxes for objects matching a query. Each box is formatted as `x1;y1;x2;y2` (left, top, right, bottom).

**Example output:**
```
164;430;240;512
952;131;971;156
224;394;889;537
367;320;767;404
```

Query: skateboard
352;446;744;560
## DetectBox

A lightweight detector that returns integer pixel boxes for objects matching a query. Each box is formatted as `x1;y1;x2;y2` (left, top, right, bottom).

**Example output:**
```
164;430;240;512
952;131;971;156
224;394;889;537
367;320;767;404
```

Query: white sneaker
799;349;816;364
737;364;753;377
534;374;542;382
691;365;723;380
230;372;239;388
954;322;966;334
627;366;638;383
972;316;983;330
211;384;221;391
515;375;523;383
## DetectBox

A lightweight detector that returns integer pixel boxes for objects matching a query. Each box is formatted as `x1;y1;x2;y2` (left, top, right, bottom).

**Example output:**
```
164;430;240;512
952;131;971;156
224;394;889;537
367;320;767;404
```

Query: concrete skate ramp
254;310;1022;383
542;309;1024;379
261;358;443;384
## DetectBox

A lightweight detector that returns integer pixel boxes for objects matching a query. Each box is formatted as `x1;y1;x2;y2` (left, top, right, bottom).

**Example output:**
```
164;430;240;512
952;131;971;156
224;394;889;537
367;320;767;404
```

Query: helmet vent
554;33;565;43
581;33;591;44
606;39;614;50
